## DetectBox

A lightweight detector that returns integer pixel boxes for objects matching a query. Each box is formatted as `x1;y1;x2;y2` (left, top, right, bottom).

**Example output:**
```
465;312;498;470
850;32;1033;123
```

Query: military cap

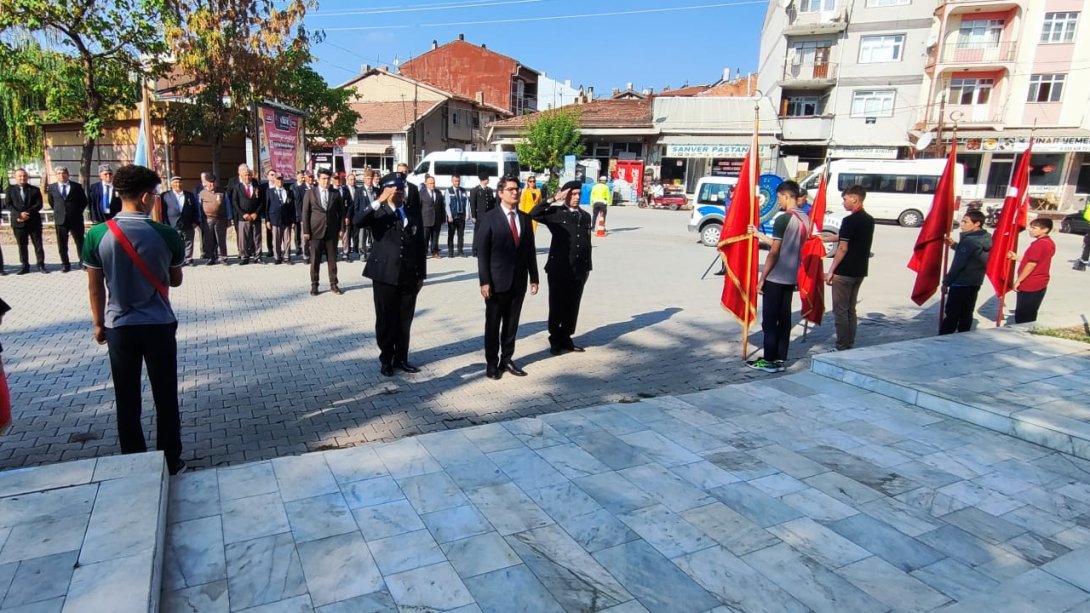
379;172;406;189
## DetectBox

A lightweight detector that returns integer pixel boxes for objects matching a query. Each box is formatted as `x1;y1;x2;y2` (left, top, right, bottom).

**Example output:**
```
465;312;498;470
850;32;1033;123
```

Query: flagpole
742;97;760;361
995;126;1035;326
937;117;959;334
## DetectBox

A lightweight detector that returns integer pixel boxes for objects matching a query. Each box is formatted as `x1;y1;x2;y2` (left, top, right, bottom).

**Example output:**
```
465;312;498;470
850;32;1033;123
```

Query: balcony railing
939;41;1017;64
783;62;838;82
781;115;834;141
785;3;848;34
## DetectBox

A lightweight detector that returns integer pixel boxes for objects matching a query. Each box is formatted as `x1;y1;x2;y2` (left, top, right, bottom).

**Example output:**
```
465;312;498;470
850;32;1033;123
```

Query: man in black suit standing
531;181;594;355
302;168;345;295
159;176;202;265
4;168;47;274
265;171;295;264
469;172;496;257
88;164;122;224
354;172;427;377
48;165;89;272
229;165;263;264
354;170;379;259
478;175;539;379
292;170;311;263
420;175;445;258
332;174;353;261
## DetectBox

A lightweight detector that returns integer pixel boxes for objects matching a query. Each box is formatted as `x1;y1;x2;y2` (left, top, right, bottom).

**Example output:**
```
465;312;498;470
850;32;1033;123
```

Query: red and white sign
258;105;304;177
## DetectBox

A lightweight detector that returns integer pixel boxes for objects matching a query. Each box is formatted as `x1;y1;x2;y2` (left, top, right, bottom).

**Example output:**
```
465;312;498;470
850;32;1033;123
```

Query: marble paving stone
217;462;279;502
443;458;511;491
573;472;658;516
1;550;77;608
617;431;702;467
373;438;443;479
617;464;713;513
554;508;640;553
593;539;722;613
415;431;489;467
680;502;780;556
836;555;952;612
599;601;650;613
487;447;569;491
502;417;570;450
161;580;230;613
463;564;565;613
272;454;340;503
749;473;809;498
1042;547;1090;592
802;471;884;506
798;446;920;497
313;590;397;613
767;517;870;569
939;480;1026;516
584;407;649;436
163;515;225;590
0;558;14;603
339;476;404;509
895;486;972;518
525;482;603;525
888;459;964;490
420;504;493;544
0;510;90;564
703;449;777;480
442;532;521;578
539;412;604;438
283;492;357;543
464;483;554;536
79;471;162;565
322;446;388;484
0;484;96;529
296;532;383;606
617;504;714;559
825;513;944;573
909;557;999;602
224;533;307;611
1000;504;1071;540
916;524;1023;570
3;597;65;613
0;459;96;498
709;482;802;528
397;471;469;514
352;499;425;541
941;506;1027;545
858;495;943;537
221;493;290;545
569;431;652;471
673;545;806;613
534;444;612;479
384;562;474;611
168;470;221;523
235;594;312;612
779;487;859;522
1000;531;1072;566
505;524;632;610
1000;568;1090;612
91;453;162;482
667;460;740;490
367;529;445;576
750;445;828;479
63;550;154;613
743;543;885;613
461;423;524;454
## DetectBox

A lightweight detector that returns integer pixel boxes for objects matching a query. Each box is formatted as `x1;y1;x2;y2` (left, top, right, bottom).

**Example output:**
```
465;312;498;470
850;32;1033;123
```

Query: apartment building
757;0;936;175
918;0;1089;206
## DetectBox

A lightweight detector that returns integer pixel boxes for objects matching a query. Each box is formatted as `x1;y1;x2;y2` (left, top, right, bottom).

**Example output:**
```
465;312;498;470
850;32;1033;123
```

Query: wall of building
399;41;519;113
348;71;446;104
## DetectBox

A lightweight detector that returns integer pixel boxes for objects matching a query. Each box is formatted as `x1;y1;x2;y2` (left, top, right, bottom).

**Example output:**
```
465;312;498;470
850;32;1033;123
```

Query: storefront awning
343;142;391;155
936;128;1090;153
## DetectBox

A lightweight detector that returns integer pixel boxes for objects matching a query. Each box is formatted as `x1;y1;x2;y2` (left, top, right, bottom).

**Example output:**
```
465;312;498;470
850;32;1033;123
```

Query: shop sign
711;158;744;177
665;143;752;158
828;146;899;160
949;136;1090;153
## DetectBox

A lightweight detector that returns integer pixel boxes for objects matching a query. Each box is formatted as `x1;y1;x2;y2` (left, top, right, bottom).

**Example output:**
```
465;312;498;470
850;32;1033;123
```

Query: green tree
515;107;585;190
276;56;360;144
0;0;167;186
0;39;54;181
162;0;315;175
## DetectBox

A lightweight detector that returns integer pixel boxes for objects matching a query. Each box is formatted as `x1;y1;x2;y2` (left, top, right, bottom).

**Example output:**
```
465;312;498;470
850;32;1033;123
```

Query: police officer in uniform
530;181;593;355
354;172;427;377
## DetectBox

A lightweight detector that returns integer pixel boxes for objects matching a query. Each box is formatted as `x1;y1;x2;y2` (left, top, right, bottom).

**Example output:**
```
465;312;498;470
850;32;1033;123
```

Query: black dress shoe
240;259;250;265
549;346;565;356
330;285;344;295
381;365;395;377
17;268;30;275
310;287;320;296
486;366;502;380
62;264;71;273
503;361;527;377
38;266;49;274
568;345;586;353
394;361;420;374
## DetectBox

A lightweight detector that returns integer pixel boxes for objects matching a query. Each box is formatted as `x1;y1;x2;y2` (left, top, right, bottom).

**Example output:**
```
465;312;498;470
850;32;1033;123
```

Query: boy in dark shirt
940;210;992;335
825;185;874;351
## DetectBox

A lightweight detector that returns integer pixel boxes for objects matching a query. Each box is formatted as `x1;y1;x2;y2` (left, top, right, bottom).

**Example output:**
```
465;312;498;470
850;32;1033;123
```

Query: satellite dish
915;133;934;151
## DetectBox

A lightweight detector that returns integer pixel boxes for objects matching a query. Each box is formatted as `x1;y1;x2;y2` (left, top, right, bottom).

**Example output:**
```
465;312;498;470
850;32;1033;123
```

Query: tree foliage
0;0;167;185
515;108;584;187
276;58;360;144
0;38;54;181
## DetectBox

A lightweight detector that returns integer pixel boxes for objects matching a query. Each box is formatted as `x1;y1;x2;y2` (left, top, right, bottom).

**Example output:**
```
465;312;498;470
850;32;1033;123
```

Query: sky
305;0;768;94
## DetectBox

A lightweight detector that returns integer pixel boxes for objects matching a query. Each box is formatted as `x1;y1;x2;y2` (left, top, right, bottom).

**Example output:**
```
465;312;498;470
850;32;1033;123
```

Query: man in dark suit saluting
4;168;47;274
531;181;593;355
48;165;89;272
302;168;345;295
88;164;122;224
354;172;427;377
478;175;538;379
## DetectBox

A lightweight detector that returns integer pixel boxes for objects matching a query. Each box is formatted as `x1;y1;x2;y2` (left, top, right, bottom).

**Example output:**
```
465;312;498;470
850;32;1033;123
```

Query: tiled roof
489;99;652;131
659;85;709;97
351;101;443;134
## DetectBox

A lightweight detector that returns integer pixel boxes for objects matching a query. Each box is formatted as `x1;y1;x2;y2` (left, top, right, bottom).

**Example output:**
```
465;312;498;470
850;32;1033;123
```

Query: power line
313;0;551;18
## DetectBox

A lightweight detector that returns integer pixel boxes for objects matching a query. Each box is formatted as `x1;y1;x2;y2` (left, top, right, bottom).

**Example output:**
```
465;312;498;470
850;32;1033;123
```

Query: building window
850;90;895;117
948;78;993;105
958;19;1003;47
1027;74;1065;102
799;0;836;11
1041;12;1079;43
866;0;909;6
858;34;905;63
783;95;824;117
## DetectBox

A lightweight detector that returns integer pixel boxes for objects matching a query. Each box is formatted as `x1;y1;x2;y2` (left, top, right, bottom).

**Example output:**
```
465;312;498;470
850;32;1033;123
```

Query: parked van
407;149;520;190
799;159;964;228
686;176;738;247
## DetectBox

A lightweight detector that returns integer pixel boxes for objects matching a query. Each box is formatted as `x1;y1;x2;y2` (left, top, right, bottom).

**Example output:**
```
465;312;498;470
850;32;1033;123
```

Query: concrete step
0;452;170;612
811;327;1090;461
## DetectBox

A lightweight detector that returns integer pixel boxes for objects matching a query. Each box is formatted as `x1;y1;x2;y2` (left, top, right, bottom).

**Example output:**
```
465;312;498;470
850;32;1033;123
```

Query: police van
407;150;520;190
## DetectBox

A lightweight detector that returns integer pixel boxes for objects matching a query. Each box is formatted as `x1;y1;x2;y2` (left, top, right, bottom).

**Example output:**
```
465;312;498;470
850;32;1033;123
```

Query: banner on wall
258;105;305;177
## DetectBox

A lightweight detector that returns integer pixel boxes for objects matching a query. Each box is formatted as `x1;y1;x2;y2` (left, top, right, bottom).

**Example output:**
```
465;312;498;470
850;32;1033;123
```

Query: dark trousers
548;271;588;350
484;290;526;367
196;219;211;259
105;323;181;471
831;275;864;350
357;226;370;255
13;225;45;268
293;220;304;255
592;204;608;228
55;223;85;266
761;281;794;362
1015;288;1047;324
940;285;980;335
1081;233;1090;261
237;219;261;260
447;217;466;255
426;222;443;255
309;238;339;287
204;219;229;259
373;281;419;367
179;226;196;261
265;225;274;256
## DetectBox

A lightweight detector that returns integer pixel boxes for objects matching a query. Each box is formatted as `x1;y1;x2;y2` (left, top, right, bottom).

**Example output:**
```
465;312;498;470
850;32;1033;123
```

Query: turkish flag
718;140;759;327
798;172;828;325
986;143;1032;297
908;142;960;306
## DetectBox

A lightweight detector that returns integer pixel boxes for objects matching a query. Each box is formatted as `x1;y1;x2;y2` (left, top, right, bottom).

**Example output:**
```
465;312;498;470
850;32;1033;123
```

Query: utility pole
936;91;947;157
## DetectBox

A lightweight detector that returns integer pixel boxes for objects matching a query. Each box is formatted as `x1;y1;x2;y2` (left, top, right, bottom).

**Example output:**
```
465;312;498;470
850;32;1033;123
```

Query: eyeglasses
501;187;520;192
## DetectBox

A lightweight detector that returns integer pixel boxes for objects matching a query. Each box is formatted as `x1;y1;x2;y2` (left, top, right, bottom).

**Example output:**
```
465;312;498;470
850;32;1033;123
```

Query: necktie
246;184;252;198
397;207;406;227
103;186;110;212
321;190;327;209
61;183;68;198
509;211;519;247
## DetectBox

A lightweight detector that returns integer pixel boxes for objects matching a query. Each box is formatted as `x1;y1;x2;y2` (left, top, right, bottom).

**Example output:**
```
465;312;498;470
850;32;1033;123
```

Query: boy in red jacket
1008;218;1055;324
